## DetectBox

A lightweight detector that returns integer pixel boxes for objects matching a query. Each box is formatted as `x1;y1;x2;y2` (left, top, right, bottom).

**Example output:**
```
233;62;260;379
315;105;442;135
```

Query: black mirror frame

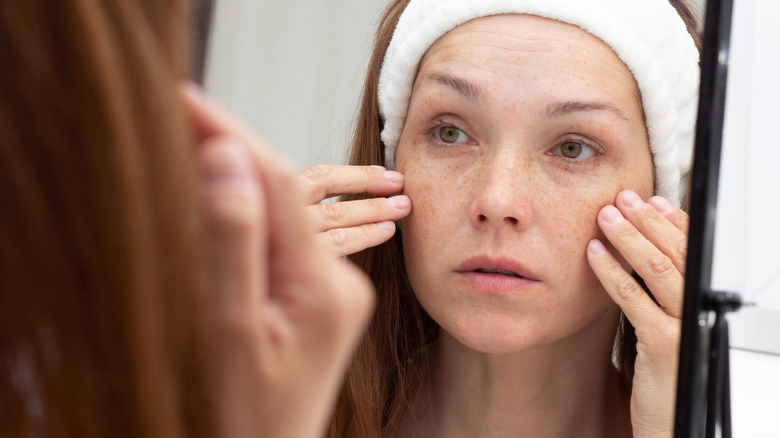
674;0;736;436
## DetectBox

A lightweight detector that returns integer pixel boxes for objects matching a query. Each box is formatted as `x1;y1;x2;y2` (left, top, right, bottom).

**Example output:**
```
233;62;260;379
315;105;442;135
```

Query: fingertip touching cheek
396;14;654;353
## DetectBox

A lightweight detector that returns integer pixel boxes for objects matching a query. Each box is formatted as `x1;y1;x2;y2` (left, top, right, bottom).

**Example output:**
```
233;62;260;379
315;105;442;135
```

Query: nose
468;152;534;232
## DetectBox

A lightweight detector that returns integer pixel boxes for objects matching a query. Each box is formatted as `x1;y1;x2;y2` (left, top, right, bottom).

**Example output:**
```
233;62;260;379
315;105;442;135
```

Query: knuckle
675;236;688;261
299;165;331;201
616;275;643;301
617;226;637;242
318;202;345;228
358;223;381;241
674;236;688;274
362;165;381;178
676;213;690;233
368;197;386;214
647;252;675;277
301;164;332;182
641;207;667;231
325;228;349;248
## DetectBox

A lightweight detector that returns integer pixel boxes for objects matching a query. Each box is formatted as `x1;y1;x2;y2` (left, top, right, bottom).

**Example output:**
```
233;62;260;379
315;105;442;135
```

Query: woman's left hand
587;190;689;438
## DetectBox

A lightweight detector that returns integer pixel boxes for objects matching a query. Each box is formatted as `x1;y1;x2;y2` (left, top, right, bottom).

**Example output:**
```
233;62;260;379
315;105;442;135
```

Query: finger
298;165;404;205
649;195;690;234
587;239;672;330
310;195;411;232
317;221;397;257
616;191;688;275
180;83;316;273
597;205;684;318
180;82;300;199
199;136;265;313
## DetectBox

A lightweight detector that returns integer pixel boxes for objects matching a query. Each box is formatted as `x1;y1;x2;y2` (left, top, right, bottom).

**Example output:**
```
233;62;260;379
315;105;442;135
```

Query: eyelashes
548;138;602;160
423;120;473;145
421;119;604;162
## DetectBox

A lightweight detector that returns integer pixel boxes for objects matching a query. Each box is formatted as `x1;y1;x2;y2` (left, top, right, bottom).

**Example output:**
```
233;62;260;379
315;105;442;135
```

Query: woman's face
396;14;654;354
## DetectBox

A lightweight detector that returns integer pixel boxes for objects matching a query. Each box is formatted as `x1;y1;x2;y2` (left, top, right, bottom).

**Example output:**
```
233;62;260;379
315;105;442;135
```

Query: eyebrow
422;73;484;102
544;101;630;122
419;73;630;122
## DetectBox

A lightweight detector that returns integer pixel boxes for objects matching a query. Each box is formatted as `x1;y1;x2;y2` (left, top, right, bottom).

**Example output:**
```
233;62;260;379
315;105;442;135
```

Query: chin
442;315;553;354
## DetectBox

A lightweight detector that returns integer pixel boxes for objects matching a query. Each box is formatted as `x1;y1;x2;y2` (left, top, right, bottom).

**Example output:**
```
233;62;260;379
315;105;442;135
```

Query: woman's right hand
182;84;375;438
298;165;412;257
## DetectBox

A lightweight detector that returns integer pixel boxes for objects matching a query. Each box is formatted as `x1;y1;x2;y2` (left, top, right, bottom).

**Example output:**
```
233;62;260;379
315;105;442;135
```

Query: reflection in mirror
203;0;777;437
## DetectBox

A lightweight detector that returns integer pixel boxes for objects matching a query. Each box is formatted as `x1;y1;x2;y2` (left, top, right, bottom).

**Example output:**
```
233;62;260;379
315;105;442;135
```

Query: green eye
561;142;583;158
553;140;597;160
439;126;460;143
436;125;468;144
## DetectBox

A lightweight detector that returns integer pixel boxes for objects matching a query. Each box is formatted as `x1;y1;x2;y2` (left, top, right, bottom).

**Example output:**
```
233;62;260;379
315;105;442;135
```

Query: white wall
712;0;780;435
204;0;388;171
713;0;780;351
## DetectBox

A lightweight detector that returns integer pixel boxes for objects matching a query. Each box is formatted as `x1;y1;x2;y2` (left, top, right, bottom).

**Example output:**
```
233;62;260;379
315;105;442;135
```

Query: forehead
414;14;641;107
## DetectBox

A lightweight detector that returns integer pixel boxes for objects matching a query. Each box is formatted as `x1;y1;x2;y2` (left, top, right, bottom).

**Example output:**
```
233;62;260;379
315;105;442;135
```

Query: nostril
478;214;487;222
506;217;518;224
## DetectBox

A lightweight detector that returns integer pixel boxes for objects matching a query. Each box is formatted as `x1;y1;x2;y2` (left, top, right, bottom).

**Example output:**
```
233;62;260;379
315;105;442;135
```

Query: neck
402;313;632;438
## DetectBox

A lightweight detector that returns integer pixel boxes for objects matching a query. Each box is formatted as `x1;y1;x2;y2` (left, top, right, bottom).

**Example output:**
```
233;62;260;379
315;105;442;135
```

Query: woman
299;0;701;436
0;1;372;438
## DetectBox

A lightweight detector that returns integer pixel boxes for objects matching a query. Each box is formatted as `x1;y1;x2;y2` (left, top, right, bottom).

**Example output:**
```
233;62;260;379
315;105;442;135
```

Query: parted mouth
457;256;539;281
473;268;524;278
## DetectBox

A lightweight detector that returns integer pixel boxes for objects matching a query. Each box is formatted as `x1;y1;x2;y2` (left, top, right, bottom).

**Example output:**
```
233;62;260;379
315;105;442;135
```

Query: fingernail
387;195;410;209
385;171;404;183
202;141;250;183
620;190;643;208
649;196;676;214
370;165;386;170
601;205;625;224
588;239;607;255
377;221;395;231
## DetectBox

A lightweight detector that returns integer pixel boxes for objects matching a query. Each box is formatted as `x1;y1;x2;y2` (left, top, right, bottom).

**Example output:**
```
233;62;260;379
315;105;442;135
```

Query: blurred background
204;0;388;169
200;0;779;435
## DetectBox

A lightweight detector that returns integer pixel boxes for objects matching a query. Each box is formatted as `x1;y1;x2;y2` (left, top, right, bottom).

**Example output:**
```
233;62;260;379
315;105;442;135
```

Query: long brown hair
331;1;701;436
0;1;216;437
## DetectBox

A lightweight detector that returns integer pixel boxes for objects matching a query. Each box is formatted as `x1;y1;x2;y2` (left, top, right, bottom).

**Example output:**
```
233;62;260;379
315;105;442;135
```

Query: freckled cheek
543;196;603;261
537;174;627;275
401;161;469;243
542;160;653;280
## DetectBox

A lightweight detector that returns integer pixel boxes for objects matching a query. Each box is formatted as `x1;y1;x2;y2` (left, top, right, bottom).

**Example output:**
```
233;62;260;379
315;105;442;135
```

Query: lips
456;256;539;281
473;268;523;278
454;256;540;293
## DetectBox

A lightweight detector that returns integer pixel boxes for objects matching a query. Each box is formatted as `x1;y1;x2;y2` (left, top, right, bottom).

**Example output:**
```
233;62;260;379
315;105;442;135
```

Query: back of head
0;1;215;437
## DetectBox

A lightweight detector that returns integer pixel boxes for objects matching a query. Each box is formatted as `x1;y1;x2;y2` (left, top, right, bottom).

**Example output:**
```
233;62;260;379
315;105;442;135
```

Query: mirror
201;0;780;435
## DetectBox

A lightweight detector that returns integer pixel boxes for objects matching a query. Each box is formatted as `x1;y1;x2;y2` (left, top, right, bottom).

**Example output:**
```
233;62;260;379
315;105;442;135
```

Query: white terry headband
378;0;700;207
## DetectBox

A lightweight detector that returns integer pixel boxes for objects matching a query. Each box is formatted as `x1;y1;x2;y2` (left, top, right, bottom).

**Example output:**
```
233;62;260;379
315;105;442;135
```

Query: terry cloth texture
378;0;700;207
